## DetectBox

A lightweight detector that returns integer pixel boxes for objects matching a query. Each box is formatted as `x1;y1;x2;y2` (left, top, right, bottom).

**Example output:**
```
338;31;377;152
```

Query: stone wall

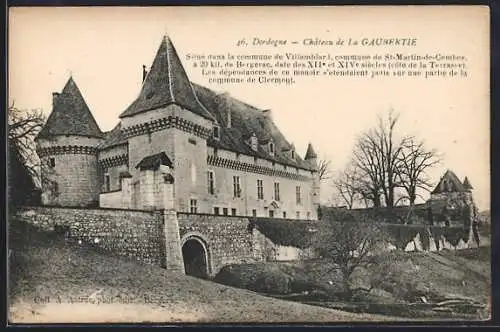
38;135;101;207
14;206;166;267
177;213;257;276
99;190;122;209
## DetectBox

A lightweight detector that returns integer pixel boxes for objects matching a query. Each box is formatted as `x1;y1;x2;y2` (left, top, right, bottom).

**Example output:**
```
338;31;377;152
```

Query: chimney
142;65;148;83
216;92;232;128
52;92;60;106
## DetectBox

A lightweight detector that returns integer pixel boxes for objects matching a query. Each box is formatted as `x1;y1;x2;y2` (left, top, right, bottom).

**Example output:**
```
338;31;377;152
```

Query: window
291;150;295;159
49;157;56;168
252;209;257;217
213;126;220;140
282;211;287;218
233;176;241;197
269;142;275;156
257;179;264;199
274;182;280;201
104;173;110;192
207;171;215;195
223;207;228;216
191;163;197;184
307;212;311;219
251;135;258;151
231;208;237;216
296;186;301;204
214;207;220;215
269;210;274;218
190;199;198;213
296;211;300;219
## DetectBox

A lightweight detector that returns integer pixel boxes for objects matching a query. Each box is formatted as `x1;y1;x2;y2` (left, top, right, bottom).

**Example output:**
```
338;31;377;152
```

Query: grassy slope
369;247;491;304
8;221;400;324
213;246;491;320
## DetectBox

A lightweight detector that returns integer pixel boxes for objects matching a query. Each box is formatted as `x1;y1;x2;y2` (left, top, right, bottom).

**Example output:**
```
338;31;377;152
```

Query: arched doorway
182;238;209;279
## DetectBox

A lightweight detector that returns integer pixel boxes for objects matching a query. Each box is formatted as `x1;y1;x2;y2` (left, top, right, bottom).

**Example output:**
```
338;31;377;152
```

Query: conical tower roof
304;143;318;160
37;77;103;139
120;35;215;121
463;176;473;190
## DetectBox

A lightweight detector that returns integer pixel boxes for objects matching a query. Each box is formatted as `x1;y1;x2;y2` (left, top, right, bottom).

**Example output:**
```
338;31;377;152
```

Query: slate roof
431;170;468;194
119;36;214;121
37;77;103;140
136;152;173;171
304;143;318;160
98;122;127;150
193;84;315;171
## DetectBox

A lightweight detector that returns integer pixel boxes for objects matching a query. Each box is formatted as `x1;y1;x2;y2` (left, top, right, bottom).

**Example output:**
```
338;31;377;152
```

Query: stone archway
181;236;210;279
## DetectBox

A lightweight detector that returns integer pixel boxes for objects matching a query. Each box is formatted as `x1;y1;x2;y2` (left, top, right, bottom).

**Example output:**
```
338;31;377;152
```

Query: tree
318;158;332;181
8;102;45;207
312;218;389;295
395;137;442;206
349;110;442;226
351;129;384;208
332;165;361;209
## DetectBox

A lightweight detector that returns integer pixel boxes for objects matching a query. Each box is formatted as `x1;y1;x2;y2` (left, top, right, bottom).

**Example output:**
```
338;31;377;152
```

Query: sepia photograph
7;6;490;324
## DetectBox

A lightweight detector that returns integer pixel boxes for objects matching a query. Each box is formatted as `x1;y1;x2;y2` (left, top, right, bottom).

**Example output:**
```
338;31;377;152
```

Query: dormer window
213;125;220;140
269;142;275;156
250;133;258;151
291;149;295;159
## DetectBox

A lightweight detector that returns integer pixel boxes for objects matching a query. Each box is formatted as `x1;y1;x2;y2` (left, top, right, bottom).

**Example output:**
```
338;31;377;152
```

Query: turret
463;177;473;191
36;76;103;207
304;142;320;213
304;142;318;169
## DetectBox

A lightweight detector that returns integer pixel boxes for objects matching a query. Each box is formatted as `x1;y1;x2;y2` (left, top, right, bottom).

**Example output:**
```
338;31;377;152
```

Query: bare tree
332;165;361;209
318;159;332;181
312;218;388;295
8;101;45;179
351;110;410;209
395;137;442;206
351;131;384;208
8;102;45;207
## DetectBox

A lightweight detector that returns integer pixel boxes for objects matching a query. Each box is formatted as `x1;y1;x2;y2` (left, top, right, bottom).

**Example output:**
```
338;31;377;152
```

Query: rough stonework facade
14;206;314;276
37;35;320;220
36;79;103;207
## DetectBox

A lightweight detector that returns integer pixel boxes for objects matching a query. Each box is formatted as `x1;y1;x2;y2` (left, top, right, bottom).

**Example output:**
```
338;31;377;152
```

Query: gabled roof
119;35;215;121
136;152;173;171
304;143;317;160
193;83;315;171
37;77;103;139
431;170;468;194
463;176;473;190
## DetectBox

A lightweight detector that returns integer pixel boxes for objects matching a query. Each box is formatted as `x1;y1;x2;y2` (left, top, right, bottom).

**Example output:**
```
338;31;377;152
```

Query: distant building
35;35;320;219
427;169;476;225
321;169;477;226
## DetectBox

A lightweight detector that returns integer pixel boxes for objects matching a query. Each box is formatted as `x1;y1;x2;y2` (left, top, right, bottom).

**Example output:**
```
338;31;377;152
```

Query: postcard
8;6;490;323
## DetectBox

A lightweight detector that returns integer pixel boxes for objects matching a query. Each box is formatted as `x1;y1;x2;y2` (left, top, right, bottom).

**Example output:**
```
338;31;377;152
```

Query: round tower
36;77;103;207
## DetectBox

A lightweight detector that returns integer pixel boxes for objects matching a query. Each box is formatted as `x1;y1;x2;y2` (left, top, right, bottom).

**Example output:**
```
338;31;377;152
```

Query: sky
8;6;490;211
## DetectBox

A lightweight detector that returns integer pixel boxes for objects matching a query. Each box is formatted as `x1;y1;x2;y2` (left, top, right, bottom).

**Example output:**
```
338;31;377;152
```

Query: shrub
249;218;317;249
